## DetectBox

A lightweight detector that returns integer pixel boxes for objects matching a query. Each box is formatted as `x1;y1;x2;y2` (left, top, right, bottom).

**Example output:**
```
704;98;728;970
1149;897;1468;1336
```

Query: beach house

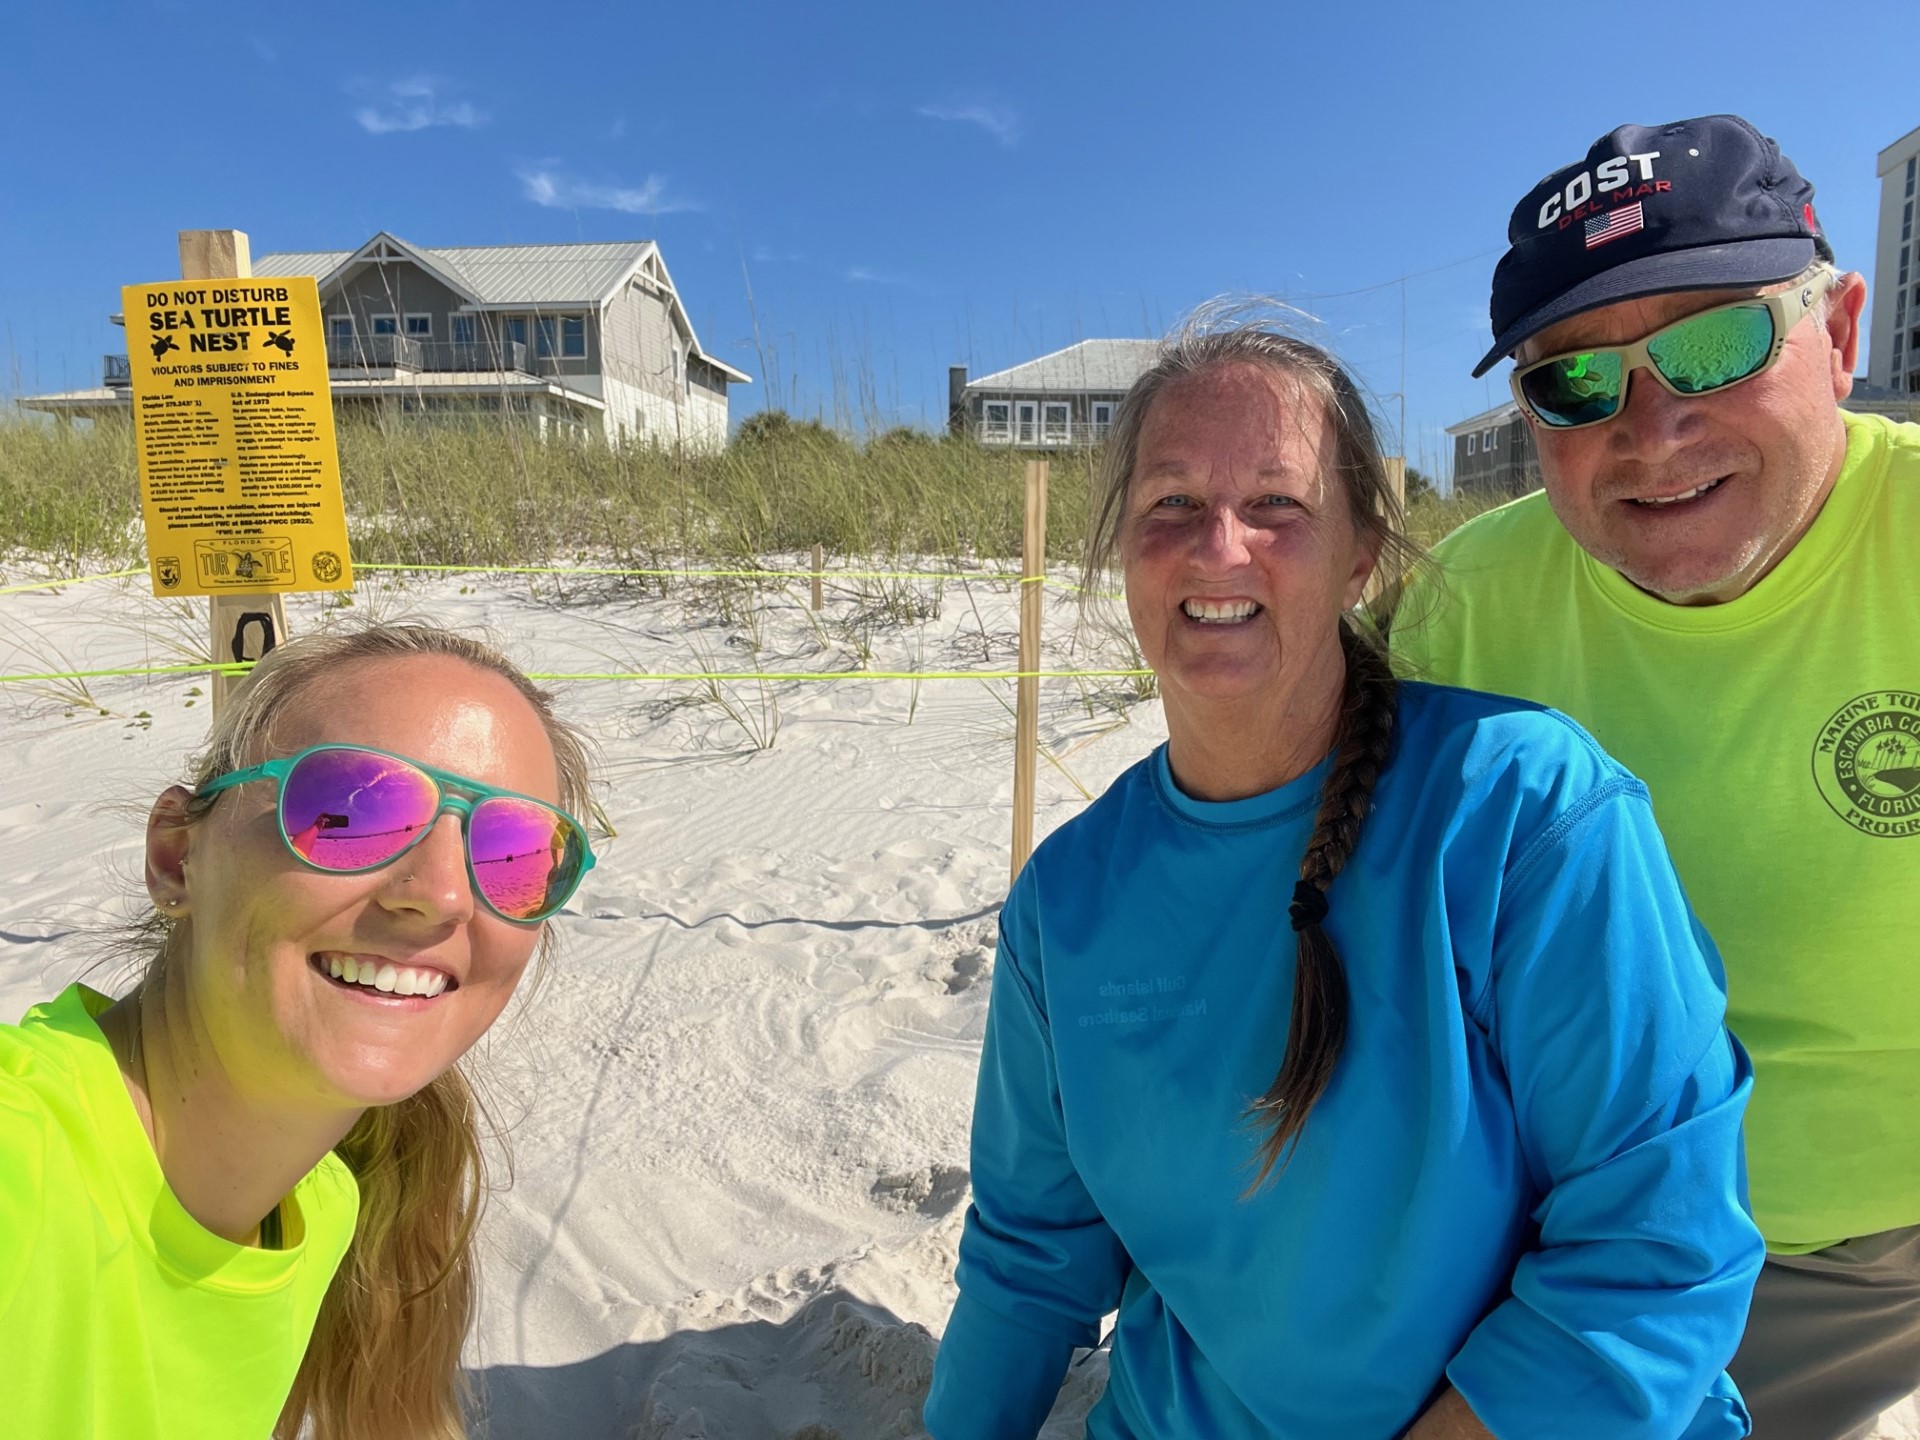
21;233;751;450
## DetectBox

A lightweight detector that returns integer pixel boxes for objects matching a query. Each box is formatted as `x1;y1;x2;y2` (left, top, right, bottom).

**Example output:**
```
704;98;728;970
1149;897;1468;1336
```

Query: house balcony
324;336;536;375
102;339;541;386
971;418;1112;449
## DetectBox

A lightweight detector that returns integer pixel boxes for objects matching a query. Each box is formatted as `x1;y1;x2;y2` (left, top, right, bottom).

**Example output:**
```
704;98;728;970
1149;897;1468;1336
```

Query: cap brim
1471;237;1816;378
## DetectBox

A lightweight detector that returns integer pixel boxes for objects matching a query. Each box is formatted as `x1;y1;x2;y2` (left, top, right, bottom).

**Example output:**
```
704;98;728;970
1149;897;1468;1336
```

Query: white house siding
595;278;730;450
594;373;720;452
602;283;680;402
685;384;727;451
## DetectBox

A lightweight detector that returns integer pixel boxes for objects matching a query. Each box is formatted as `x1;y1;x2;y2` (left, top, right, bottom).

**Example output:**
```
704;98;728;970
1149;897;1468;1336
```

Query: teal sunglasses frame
195;742;597;924
1509;267;1835;430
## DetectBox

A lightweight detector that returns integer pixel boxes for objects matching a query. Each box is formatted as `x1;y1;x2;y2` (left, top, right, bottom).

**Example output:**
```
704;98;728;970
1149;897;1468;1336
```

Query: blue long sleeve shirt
925;682;1763;1440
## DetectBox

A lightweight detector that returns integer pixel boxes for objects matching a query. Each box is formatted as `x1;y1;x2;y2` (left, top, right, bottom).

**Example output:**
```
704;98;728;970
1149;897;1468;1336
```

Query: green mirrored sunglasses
1510;268;1835;430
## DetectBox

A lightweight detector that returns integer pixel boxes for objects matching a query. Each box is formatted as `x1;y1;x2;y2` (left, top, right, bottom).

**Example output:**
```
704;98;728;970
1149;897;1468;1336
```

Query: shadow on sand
467;1289;937;1440
468;1286;1107;1440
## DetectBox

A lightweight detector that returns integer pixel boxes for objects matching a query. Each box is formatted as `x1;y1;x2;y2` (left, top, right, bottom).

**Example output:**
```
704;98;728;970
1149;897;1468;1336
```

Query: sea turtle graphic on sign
150;334;177;360
264;331;296;356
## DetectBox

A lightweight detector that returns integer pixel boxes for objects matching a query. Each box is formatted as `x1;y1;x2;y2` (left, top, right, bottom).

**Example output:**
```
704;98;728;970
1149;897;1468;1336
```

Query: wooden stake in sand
178;231;289;717
1362;455;1409;611
810;543;824;612
1010;458;1048;882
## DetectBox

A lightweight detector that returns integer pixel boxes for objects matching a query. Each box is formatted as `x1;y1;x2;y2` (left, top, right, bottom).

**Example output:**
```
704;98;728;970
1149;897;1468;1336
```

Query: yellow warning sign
122;276;353;597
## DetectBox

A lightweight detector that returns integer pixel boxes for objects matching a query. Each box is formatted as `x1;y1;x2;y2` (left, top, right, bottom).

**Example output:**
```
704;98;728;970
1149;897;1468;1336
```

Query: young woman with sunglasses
0;624;597;1440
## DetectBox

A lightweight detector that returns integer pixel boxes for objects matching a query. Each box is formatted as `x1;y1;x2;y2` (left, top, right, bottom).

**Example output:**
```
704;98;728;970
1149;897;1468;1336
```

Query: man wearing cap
1391;114;1920;1439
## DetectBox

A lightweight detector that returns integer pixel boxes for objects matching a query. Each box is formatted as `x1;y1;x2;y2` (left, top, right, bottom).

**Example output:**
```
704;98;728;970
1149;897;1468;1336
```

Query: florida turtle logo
1812;691;1920;838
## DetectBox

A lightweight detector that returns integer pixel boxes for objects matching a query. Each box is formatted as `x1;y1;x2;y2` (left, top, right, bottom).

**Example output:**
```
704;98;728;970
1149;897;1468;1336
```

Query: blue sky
3;0;1914;479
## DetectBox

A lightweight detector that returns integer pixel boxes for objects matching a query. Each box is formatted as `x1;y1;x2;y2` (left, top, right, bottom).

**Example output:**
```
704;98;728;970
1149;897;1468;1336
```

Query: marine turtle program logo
1812;690;1920;838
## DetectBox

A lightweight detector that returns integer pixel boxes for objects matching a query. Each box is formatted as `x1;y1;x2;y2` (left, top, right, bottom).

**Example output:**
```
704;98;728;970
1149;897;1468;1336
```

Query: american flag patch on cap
1584;201;1646;249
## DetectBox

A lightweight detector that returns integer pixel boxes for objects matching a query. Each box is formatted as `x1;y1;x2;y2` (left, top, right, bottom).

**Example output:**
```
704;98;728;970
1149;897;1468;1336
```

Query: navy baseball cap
1473;114;1832;377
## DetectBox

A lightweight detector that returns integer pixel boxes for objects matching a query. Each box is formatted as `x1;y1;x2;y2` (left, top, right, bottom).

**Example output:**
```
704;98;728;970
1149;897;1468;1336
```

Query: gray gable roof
967;339;1160;394
1444;400;1522;435
253;235;655;307
424;242;656;306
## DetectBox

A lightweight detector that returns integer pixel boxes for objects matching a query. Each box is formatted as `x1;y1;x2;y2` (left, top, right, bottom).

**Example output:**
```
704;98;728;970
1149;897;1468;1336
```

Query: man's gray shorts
1730;1223;1920;1440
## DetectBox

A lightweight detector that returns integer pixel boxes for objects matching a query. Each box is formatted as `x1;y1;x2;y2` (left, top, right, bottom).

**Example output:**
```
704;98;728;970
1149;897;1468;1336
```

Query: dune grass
0;412;1495;578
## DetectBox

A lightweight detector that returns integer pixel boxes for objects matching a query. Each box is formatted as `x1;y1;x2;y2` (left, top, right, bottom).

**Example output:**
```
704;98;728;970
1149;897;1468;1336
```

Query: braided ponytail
1243;621;1398;1189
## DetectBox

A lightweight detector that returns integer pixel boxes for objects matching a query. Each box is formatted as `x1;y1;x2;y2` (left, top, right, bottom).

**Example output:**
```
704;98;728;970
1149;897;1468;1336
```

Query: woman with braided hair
925;312;1764;1440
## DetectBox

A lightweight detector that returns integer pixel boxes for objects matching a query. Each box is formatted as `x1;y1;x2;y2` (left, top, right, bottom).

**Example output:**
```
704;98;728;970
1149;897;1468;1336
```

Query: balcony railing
324;336;534;374
104;354;132;387
972;418;1112;448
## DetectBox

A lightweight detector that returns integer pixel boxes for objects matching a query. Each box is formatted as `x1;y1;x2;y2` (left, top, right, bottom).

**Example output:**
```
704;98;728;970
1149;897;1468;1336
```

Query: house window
1905;201;1913;243
561;315;587;358
536;317;558;359
1482;428;1496;450
504;316;529;349
1908;156;1916;196
450;314;476;346
982;401;1011;442
372;314;399;336
1015;401;1039;446
326;316;353;339
404;313;432;338
1042;403;1070;444
1091;401;1115;438
1466;433;1477;457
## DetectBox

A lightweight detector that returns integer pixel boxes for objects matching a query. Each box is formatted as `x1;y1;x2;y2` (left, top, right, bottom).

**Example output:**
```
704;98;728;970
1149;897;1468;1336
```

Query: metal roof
251;250;354;280
253;237;656;307
431;242;655;306
1443;400;1522;435
966;339;1160;394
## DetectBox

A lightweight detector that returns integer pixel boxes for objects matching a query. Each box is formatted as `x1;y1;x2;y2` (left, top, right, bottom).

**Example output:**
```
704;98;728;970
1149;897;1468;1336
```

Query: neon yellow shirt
1392;410;1920;1253
0;985;359;1439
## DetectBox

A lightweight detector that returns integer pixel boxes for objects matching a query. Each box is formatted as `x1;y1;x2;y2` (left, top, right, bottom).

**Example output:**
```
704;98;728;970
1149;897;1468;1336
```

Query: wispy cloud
517;165;703;215
752;244;805;264
846;264;921;289
250;36;278;63
917;100;1019;148
607;115;628;140
354;76;486;135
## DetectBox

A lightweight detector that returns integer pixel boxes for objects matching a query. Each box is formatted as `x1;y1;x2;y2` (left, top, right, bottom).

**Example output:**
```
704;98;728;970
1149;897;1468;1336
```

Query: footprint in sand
869;1164;969;1218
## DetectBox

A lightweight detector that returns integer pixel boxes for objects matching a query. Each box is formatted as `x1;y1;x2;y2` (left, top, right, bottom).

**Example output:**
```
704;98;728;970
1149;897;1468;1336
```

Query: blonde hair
145;624;592;1440
1086;304;1428;1183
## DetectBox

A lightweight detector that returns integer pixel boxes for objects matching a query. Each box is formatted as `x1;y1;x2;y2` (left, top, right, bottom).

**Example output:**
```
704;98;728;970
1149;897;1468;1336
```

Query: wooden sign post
178;232;288;715
1010;459;1048;882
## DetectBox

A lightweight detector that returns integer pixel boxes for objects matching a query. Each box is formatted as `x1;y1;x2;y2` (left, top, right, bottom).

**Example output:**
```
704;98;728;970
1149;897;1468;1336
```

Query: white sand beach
1;565;1911;1440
